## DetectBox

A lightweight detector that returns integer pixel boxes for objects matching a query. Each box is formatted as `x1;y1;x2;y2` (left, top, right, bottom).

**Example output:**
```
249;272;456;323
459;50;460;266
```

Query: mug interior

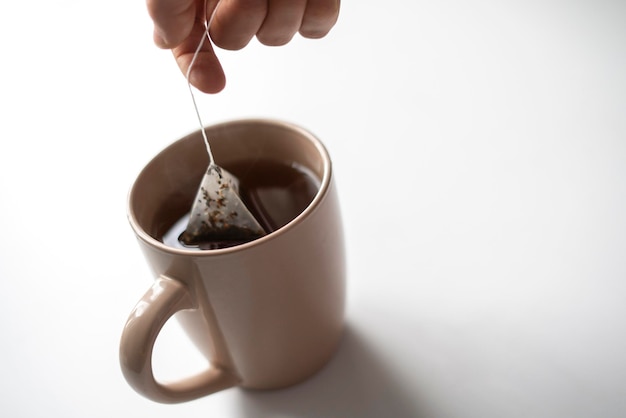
128;119;330;248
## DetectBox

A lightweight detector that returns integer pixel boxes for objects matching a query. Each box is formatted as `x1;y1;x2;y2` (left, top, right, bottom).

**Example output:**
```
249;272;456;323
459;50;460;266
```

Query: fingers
210;0;340;50
145;0;340;93
146;0;197;48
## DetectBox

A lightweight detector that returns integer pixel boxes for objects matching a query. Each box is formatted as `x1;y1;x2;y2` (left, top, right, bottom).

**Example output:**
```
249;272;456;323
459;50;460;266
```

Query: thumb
171;0;226;93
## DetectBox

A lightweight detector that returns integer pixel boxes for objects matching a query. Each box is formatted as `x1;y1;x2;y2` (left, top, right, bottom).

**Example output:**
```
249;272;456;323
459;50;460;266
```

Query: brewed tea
163;159;320;250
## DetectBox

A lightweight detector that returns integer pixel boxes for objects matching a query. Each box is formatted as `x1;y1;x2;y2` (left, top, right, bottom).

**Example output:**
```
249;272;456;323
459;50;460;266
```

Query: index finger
146;0;198;48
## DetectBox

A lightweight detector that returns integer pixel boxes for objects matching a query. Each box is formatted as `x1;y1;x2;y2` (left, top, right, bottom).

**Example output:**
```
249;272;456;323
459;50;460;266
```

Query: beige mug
119;119;346;403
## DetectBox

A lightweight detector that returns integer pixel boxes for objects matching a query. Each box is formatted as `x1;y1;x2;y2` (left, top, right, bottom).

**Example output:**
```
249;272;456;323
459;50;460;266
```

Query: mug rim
127;118;332;256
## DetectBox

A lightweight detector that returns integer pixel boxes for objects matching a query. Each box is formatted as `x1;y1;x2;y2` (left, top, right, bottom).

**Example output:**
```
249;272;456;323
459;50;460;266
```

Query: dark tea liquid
162;159;320;250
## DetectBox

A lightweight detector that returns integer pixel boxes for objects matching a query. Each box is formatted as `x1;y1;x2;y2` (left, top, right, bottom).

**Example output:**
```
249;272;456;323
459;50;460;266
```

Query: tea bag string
187;0;217;166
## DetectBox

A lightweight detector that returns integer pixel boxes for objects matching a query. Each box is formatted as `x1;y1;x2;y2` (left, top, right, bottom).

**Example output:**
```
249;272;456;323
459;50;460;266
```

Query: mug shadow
232;322;427;418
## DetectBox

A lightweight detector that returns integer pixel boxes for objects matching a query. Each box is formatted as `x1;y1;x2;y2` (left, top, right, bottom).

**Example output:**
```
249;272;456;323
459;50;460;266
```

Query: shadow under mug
119;119;346;403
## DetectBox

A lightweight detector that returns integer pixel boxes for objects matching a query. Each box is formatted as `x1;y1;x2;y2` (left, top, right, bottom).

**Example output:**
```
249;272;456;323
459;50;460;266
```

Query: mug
119;119;346;403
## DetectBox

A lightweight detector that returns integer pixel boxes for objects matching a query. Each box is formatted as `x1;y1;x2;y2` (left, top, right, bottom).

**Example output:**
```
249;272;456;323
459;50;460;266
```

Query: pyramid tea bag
179;163;266;248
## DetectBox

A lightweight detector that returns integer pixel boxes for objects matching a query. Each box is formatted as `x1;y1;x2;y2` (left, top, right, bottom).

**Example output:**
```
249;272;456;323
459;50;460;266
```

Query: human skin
146;0;341;93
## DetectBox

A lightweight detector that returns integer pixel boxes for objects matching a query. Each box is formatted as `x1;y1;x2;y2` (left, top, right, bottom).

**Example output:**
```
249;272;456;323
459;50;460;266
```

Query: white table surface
1;1;625;417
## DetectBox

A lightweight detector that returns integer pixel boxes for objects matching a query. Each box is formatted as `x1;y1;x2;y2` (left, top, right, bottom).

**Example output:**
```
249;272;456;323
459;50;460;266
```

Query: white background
1;1;625;417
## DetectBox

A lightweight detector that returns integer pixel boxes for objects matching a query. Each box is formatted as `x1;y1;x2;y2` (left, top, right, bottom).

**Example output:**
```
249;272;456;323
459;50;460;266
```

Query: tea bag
179;163;266;247
178;1;266;247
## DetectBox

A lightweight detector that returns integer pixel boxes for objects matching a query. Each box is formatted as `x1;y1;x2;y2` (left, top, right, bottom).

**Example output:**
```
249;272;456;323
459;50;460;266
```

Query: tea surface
162;159;320;250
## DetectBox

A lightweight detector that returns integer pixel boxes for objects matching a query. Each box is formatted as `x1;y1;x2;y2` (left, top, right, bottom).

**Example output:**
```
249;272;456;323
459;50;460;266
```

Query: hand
146;0;341;93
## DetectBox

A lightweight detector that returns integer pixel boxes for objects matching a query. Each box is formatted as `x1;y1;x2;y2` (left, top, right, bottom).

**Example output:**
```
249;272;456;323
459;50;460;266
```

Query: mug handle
119;275;239;403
